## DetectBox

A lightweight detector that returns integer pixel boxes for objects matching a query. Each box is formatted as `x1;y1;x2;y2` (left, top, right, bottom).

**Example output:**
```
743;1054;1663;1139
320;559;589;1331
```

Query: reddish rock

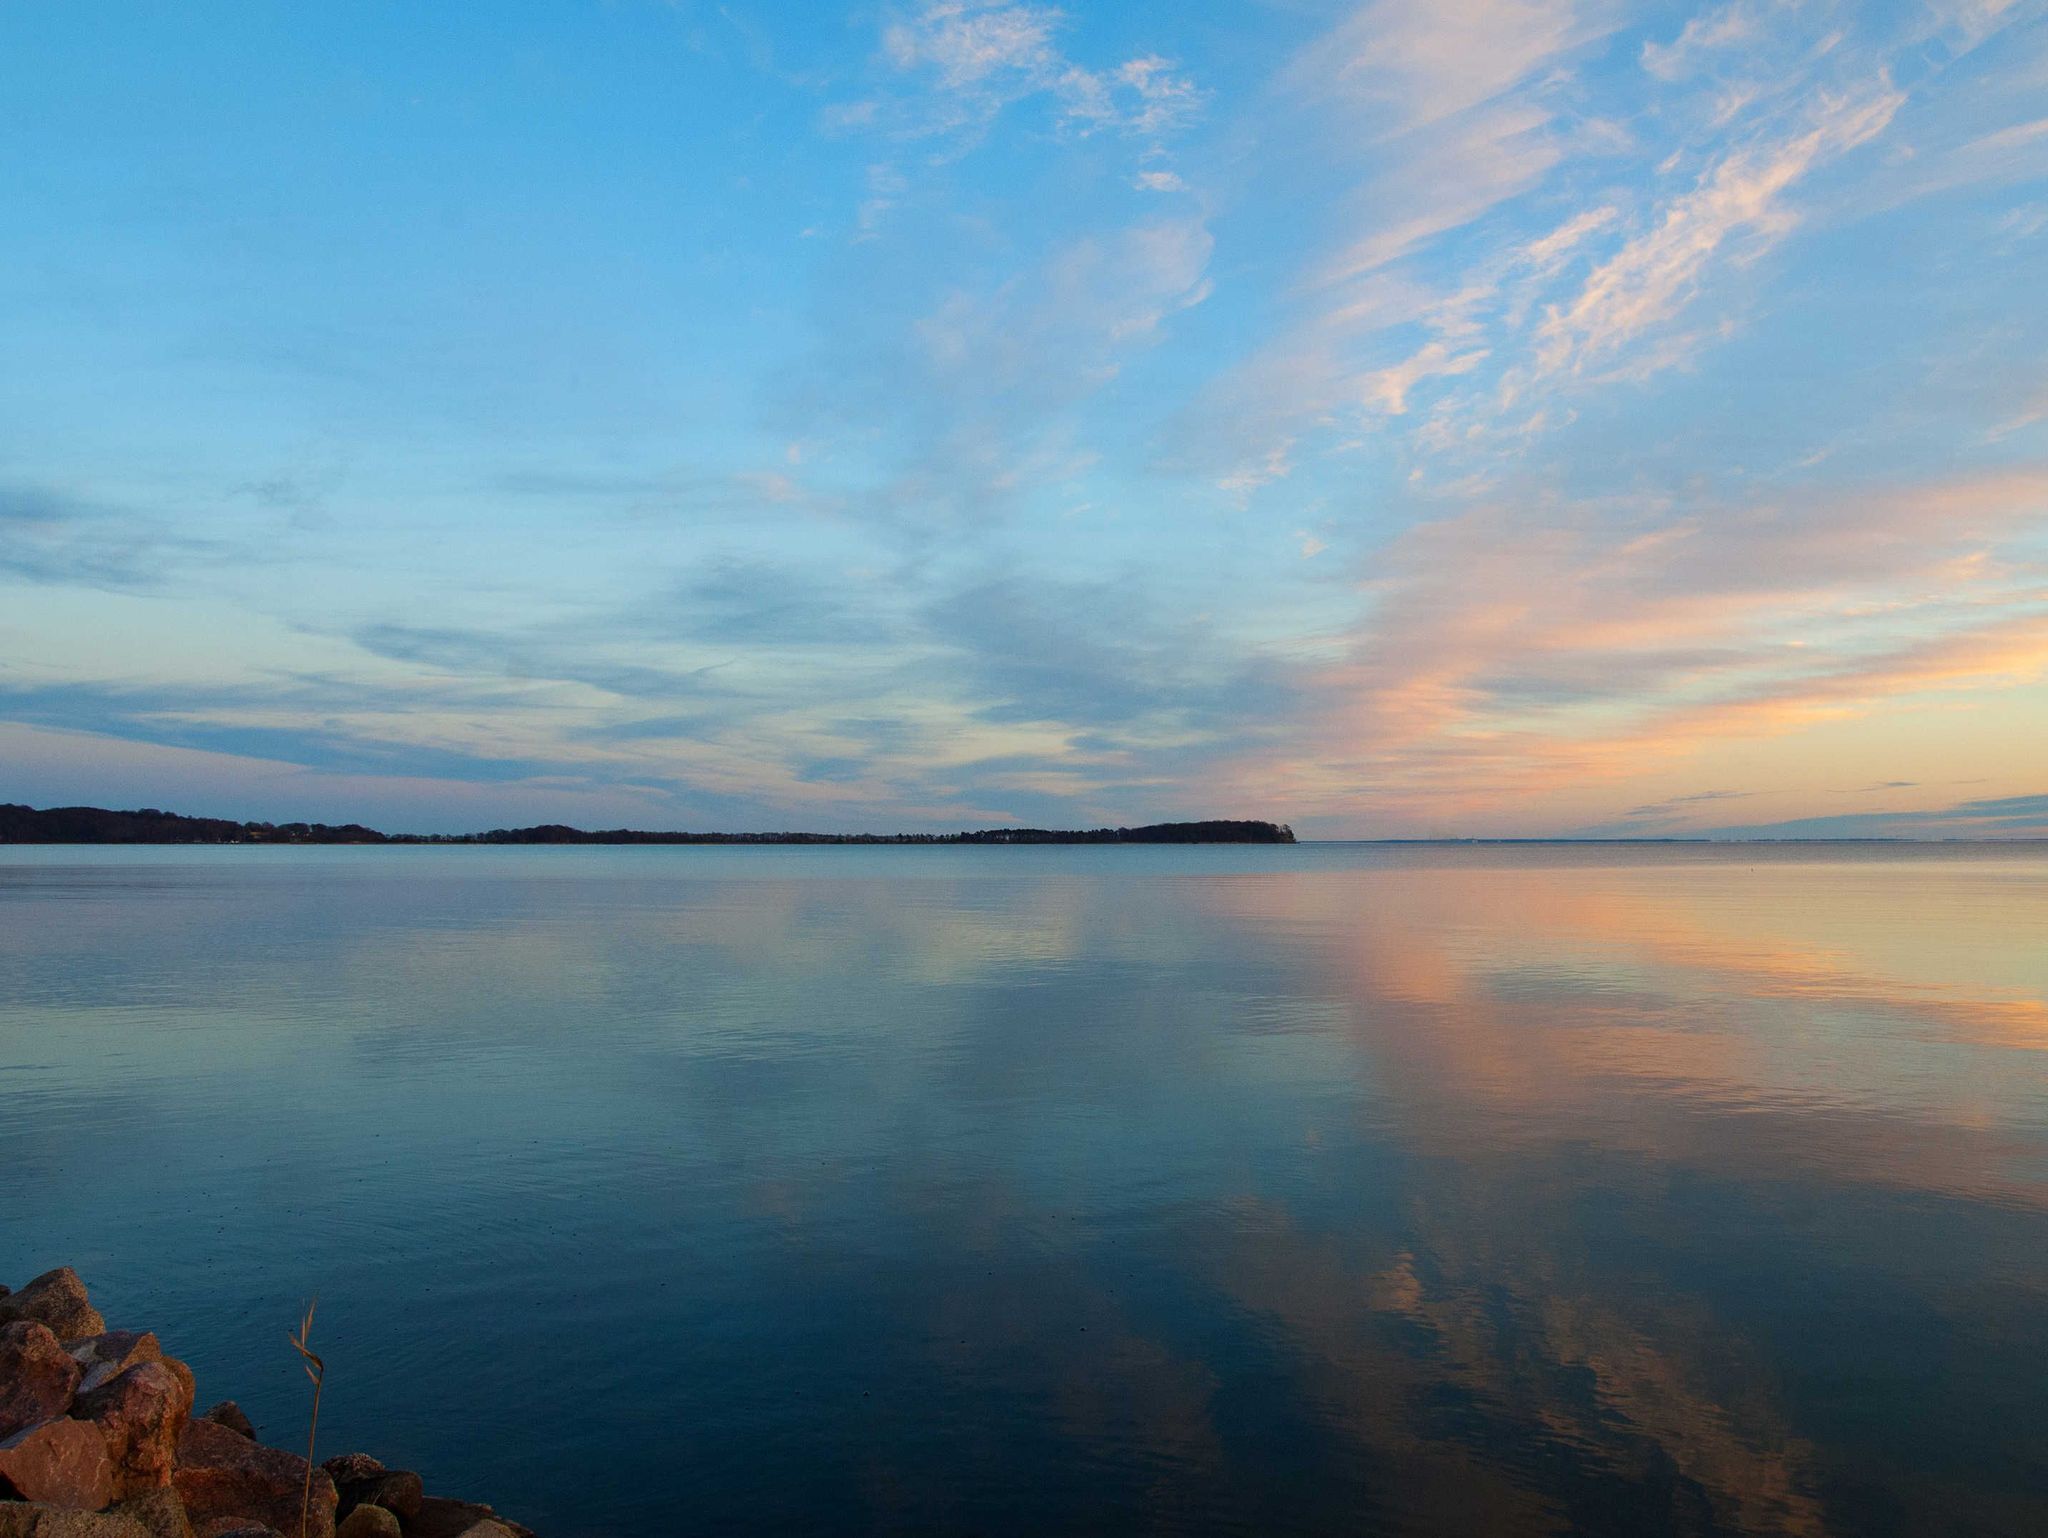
0;1415;115;1510
110;1488;195;1538
0;1504;153;1537
72;1364;188;1495
154;1363;195;1423
0;1272;104;1345
195;1406;253;1443
172;1418;334;1538
0;1321;83;1439
192;1524;281;1538
65;1335;163;1397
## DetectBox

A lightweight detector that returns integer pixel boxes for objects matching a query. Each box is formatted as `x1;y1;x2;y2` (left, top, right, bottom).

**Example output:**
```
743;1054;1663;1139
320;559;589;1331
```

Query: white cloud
1303;0;1609;129
1968;114;2048;154
882;2;1058;90
1358;342;1491;415
1517;205;1619;273
1320;101;1564;284
1641;5;1757;81
870;1;1202;143
839;2;1203;234
853;163;909;242
1062;54;1205;137
1537;85;1904;373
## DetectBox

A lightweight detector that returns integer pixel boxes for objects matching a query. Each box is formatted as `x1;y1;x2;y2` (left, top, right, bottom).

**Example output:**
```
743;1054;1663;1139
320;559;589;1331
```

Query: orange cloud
1207;469;2048;827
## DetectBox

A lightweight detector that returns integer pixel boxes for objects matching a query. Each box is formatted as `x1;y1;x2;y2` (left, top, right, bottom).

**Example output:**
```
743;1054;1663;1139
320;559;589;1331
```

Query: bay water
2;844;2043;1536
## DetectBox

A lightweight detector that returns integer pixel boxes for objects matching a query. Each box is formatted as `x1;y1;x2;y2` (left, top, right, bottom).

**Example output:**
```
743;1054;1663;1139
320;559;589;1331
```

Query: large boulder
153;1363;194;1425
0;1505;151;1537
403;1501;528;1538
0;1416;115;1510
194;1407;252;1443
0;1273;104;1343
317;1456;381;1487
172;1418;335;1538
319;1455;418;1526
396;1500;495;1538
109;1488;195;1538
332;1509;399;1538
64;1335;162;1398
348;1471;419;1525
72;1364;188;1495
0;1322;82;1439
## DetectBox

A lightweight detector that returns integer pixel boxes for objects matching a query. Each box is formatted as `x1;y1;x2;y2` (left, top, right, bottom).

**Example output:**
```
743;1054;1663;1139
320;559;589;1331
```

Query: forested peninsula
0;803;1296;846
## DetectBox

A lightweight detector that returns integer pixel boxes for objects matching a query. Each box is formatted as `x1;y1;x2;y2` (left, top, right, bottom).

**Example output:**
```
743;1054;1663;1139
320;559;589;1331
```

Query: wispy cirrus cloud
1180;0;1967;492
873;1;1202;141
825;0;1204;240
1639;4;1754;82
1534;84;1904;376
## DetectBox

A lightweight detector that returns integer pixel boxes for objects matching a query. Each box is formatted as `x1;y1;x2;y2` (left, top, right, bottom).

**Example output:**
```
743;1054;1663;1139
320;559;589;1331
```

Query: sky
2;0;2046;838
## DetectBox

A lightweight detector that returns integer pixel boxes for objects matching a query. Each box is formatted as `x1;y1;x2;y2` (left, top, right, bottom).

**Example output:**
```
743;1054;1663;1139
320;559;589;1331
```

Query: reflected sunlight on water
1;844;2043;1536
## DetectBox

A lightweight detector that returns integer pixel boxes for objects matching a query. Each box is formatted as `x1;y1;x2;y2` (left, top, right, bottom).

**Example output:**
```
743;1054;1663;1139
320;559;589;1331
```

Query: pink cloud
1202;469;2048;825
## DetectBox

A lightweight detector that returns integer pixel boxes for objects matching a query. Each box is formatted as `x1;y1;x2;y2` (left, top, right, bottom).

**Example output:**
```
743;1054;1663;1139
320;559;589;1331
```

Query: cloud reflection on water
1;846;2043;1535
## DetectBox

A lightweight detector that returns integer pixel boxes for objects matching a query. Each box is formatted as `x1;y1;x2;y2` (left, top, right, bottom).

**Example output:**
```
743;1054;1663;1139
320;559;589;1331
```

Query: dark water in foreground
2;844;2044;1537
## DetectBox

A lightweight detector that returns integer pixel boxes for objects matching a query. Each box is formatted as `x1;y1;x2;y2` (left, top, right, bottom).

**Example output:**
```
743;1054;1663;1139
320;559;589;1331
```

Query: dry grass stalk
287;1298;324;1538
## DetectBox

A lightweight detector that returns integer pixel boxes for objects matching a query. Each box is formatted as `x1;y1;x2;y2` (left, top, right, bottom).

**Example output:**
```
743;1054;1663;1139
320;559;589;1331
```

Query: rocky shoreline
0;1270;532;1538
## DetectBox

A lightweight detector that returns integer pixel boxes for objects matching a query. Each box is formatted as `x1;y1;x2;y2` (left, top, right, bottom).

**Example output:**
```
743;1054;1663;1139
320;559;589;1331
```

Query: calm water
2;844;2044;1537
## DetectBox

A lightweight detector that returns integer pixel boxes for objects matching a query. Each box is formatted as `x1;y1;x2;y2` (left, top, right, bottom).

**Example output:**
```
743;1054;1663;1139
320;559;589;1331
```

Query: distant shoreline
0;802;1296;847
4;803;2042;848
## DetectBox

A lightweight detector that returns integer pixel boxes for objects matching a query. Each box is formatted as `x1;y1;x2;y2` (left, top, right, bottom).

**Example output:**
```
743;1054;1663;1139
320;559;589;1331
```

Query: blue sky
3;0;2046;835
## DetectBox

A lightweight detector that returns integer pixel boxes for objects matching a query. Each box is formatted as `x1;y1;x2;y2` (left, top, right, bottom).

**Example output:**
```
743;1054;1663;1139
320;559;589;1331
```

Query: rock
0;1504;152;1537
192;1524;281;1538
398;1500;498;1538
400;1502;528;1538
0;1322;83;1439
195;1407;252;1443
110;1488;195;1538
329;1468;419;1525
0;1273;104;1345
172;1419;335;1538
317;1455;381;1486
153;1365;194;1425
64;1335;163;1398
333;1508;399;1538
72;1364;188;1495
0;1416;115;1510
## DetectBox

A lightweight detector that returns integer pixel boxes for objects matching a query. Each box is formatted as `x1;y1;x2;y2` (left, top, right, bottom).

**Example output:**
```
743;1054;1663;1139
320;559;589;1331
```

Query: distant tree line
0;804;386;844
0;803;1296;846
